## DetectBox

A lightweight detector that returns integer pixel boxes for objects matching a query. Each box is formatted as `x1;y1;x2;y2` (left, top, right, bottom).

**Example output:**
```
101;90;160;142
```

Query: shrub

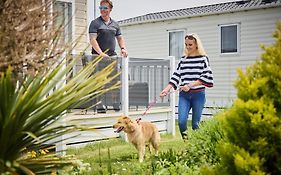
154;117;225;174
204;24;281;175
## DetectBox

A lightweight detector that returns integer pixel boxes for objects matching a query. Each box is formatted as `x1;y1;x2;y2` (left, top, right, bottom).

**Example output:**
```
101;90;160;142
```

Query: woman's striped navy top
169;55;214;92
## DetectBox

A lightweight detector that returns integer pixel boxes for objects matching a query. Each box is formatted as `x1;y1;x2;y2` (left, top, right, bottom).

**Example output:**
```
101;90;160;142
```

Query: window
220;24;240;54
169;30;185;59
54;1;73;45
53;1;73;80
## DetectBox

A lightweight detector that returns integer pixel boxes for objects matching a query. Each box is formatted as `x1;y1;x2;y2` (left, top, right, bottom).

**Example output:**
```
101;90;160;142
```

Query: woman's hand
160;89;169;97
180;84;191;92
160;85;172;97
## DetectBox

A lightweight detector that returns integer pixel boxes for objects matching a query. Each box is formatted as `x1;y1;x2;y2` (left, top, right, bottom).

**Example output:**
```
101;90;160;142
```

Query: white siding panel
76;10;87;18
121;24;170;58
76;0;85;3
74;0;87;53
75;2;86;10
75;18;87;27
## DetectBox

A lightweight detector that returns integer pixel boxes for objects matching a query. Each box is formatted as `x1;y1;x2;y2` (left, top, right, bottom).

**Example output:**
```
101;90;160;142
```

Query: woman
160;33;213;140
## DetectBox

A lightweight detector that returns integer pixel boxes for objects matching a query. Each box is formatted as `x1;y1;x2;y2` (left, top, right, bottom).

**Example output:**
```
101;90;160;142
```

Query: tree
0;0;64;80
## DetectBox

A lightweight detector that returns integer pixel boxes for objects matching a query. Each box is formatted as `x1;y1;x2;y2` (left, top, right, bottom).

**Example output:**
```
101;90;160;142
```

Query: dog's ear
121;116;128;120
122;116;132;124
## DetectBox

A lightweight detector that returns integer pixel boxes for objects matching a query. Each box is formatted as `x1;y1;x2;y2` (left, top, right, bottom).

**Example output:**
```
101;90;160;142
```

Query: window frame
167;29;186;59
219;23;240;55
53;0;75;46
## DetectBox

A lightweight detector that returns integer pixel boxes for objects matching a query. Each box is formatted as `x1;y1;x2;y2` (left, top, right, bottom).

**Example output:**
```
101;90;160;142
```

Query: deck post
56;115;67;156
168;56;176;136
121;57;129;141
56;54;67;155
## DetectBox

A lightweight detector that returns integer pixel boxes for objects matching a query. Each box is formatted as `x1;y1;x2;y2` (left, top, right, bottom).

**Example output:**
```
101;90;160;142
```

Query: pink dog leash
136;89;180;124
136;99;157;123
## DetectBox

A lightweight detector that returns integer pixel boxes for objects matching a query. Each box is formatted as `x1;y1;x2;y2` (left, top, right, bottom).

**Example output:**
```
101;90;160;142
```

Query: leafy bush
153;118;225;174
204;24;281;175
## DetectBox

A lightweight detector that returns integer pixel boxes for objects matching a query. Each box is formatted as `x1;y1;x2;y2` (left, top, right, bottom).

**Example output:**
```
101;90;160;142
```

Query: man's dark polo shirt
89;16;121;56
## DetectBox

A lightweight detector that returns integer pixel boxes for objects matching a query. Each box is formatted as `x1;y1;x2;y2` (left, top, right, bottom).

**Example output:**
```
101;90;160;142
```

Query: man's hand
121;48;128;58
100;52;109;58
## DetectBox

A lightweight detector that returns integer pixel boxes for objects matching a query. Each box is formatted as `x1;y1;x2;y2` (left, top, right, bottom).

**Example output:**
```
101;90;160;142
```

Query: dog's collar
136;118;141;124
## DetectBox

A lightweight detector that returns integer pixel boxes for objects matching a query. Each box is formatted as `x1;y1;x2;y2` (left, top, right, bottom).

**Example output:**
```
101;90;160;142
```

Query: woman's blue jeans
178;90;205;138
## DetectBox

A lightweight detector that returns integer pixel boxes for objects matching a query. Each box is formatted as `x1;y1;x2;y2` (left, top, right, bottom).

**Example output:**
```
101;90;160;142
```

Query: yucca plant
0;54;120;174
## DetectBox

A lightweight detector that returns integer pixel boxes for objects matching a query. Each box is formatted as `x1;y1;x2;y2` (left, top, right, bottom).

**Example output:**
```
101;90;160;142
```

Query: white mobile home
117;0;281;107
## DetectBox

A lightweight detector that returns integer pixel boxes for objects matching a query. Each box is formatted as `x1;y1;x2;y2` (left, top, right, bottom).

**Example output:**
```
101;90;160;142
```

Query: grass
67;127;187;174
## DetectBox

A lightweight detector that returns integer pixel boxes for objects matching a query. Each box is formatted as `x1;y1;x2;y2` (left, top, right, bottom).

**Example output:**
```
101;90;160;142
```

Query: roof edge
119;1;281;27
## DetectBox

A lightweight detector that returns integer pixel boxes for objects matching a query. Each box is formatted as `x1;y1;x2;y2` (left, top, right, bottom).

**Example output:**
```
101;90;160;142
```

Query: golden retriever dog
113;116;160;162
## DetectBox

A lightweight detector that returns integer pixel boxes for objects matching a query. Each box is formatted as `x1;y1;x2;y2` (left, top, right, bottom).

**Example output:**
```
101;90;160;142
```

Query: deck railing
76;54;175;112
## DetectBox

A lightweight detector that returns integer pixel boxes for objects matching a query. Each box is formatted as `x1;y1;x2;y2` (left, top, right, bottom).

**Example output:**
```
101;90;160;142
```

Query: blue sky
109;0;236;21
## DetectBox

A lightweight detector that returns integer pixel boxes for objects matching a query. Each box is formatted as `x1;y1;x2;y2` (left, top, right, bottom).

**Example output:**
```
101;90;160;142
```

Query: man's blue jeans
178;90;206;138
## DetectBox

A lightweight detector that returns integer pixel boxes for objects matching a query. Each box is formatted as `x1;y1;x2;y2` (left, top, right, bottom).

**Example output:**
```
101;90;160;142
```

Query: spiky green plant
0;54;120;174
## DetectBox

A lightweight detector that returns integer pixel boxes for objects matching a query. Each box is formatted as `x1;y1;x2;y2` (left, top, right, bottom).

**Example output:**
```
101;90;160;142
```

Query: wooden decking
61;107;172;148
55;105;221;148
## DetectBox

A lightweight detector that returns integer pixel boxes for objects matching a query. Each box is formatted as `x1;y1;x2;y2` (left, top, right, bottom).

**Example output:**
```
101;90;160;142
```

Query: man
89;0;128;58
88;0;127;113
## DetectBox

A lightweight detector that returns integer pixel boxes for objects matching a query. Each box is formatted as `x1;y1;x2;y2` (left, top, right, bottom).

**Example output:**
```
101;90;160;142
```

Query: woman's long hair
184;33;207;56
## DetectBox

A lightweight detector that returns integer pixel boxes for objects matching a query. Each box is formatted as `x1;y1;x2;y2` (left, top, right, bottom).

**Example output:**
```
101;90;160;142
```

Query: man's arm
117;35;128;58
89;33;108;57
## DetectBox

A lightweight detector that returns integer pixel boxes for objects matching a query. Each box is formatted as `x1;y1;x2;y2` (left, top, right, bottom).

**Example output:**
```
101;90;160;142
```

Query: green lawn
67;127;187;174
